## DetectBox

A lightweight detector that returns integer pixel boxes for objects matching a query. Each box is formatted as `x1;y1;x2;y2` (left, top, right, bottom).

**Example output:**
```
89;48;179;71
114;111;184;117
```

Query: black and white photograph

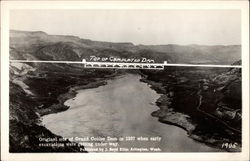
1;1;249;161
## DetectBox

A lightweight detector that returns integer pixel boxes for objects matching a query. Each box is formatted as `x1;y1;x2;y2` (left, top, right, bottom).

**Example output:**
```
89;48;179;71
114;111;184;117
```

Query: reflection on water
42;74;220;152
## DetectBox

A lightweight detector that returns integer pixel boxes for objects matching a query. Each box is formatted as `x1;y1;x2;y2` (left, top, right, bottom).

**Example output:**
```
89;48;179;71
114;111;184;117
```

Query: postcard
1;1;249;161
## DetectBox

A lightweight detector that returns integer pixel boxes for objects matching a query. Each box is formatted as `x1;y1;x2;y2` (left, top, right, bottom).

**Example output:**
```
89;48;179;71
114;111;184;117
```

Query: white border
1;1;249;161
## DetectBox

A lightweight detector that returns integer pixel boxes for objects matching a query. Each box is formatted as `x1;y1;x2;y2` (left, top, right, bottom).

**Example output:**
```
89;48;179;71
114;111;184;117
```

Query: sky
10;9;241;45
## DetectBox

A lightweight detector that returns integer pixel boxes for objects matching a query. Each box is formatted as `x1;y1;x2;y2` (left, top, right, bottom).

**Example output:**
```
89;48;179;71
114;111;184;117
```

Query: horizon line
9;29;242;47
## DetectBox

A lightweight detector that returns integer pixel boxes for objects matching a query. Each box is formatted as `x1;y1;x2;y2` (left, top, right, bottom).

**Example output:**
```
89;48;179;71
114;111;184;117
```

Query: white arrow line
9;60;83;64
9;60;242;68
164;63;241;68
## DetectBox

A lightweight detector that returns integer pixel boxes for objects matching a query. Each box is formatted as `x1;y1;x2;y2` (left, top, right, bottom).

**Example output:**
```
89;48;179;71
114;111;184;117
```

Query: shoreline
139;75;240;152
38;80;108;117
38;70;121;117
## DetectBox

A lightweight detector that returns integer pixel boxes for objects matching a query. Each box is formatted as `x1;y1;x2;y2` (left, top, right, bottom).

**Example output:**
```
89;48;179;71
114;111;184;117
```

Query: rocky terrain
141;65;241;152
10;61;117;152
9;30;241;152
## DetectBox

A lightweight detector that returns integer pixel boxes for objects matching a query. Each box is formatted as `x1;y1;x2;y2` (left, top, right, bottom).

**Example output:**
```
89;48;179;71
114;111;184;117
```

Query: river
42;74;220;152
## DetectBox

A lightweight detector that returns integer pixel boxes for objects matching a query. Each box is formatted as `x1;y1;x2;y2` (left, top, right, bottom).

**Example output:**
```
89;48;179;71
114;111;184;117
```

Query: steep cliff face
9;76;87;152
200;62;242;132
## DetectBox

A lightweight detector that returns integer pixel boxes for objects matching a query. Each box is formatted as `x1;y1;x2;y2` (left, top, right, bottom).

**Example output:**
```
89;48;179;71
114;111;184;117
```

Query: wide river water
42;74;220;152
